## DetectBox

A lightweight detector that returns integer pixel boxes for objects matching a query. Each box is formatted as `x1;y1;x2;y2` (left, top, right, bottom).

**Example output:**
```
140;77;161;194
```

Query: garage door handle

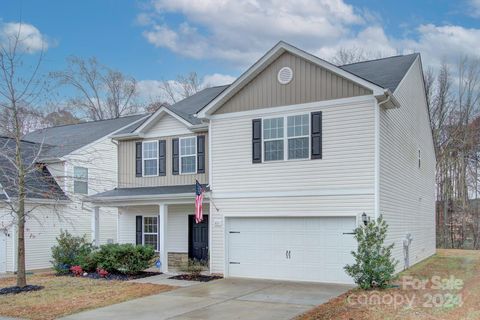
343;232;355;235
229;231;240;234
229;262;240;264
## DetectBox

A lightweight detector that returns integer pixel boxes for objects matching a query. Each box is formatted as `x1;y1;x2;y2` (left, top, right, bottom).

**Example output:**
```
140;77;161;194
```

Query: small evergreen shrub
51;231;94;274
92;243;155;274
344;215;398;289
179;259;207;276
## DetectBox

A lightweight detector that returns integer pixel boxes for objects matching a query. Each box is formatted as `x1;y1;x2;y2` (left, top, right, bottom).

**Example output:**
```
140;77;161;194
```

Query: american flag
195;180;205;223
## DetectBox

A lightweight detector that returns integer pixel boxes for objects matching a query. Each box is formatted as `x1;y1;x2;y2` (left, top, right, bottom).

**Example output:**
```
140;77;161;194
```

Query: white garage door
227;217;356;284
0;231;6;273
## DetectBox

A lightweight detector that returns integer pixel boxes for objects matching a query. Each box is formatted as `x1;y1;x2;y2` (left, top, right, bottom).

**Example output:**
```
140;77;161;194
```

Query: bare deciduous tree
0;23;63;287
331;47;389;65
160;72;204;104
51;56;139;120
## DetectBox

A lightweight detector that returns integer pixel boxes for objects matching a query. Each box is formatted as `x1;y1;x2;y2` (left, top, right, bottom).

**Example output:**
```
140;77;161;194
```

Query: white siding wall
143;114;191;138
209;96;376;274
62;137;120;245
1;204;90;272
379;57;436;271
117;204;206;254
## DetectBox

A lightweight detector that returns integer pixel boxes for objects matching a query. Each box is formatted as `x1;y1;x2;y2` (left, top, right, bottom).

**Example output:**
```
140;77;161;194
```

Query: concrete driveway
62;278;352;320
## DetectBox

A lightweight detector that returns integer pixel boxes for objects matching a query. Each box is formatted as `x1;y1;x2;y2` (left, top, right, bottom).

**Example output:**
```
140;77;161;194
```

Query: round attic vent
277;67;293;85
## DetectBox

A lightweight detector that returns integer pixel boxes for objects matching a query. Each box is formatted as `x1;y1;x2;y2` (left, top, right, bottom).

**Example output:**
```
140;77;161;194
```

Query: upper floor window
73;166;88;194
143;141;158;176
180;136;196;174
263;114;310;161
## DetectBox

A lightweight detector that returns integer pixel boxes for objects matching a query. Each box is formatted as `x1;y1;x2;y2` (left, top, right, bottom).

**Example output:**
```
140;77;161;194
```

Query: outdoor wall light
361;212;368;226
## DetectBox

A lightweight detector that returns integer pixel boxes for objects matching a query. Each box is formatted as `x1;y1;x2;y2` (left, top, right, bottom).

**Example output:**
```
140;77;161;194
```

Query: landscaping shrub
51;231;94;274
92;243;155;274
70;265;83;277
344;215;398;289
179;259;207;276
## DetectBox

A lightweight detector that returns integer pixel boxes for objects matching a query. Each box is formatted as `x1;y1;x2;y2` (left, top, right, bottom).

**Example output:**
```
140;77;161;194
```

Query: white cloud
141;0;365;66
139;0;480;74
202;73;236;87
469;0;480;17
0;22;49;53
138;73;235;104
402;24;480;69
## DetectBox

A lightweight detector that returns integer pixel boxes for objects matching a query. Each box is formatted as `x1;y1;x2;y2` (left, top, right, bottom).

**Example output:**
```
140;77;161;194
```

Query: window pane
180;137;196;156
288;137;309;159
144;234;158;250
263;118;283;140
264;140;284;161
144;159;158;175
181;155;196;173
74;181;88;194
74;167;88;179
287;114;309;137
143;142;158;158
143;217;158;233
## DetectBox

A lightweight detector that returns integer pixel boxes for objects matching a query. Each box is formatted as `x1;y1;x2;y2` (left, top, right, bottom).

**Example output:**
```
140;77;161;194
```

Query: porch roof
87;184;209;203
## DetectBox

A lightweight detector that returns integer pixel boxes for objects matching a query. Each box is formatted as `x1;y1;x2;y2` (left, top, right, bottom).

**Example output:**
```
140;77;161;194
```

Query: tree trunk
16;205;26;287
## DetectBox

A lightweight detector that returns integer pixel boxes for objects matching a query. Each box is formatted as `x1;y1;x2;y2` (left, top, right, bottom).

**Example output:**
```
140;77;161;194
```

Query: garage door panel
227;217;356;284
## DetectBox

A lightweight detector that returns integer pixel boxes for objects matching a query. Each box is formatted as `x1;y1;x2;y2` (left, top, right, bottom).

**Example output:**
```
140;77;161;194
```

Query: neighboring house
0;114;147;273
90;41;435;284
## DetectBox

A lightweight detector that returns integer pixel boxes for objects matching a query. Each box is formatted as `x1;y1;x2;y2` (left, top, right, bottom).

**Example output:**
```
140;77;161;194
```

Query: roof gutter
376;89;400;109
86;192;196;203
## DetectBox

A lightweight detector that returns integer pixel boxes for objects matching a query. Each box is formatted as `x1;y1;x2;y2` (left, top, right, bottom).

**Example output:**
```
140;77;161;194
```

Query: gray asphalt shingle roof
339;53;419;92
0;137;68;200
90;184;209;200
23;114;147;159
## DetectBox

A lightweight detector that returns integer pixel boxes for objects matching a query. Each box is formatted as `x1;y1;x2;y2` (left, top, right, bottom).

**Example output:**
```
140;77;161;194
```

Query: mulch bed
168;274;223;282
0;285;44;295
62;271;162;281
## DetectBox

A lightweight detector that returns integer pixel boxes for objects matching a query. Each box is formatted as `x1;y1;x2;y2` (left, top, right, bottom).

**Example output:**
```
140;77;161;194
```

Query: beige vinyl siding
379;57;436;272
209;97;376;274
118;133;208;188
215;52;372;115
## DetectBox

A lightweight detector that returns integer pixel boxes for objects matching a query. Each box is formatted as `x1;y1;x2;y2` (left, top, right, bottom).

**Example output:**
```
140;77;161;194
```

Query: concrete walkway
62;278;353;320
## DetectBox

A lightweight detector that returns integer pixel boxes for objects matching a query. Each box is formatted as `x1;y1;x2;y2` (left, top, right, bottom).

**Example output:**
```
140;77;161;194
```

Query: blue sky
2;0;480;100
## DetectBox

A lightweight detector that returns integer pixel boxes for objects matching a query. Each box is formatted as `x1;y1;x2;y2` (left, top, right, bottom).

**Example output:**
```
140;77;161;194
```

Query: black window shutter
135;142;142;177
311;111;323;159
197;135;205;173
252;119;262;163
172;138;179;175
158;140;166;176
135;215;143;245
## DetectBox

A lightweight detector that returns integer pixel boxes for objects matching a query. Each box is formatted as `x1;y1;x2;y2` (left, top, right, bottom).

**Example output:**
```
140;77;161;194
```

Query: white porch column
159;204;168;273
91;206;100;246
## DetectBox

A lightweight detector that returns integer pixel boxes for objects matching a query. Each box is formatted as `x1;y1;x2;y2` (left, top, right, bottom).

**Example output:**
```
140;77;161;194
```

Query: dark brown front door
188;215;209;261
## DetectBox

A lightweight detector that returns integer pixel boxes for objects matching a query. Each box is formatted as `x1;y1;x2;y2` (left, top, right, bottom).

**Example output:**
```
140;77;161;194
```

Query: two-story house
90;41;435;284
0;114;147;273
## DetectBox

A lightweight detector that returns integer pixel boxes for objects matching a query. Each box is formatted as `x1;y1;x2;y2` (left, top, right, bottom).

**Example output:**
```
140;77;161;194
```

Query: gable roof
0;137;68;201
112;86;228;139
197;41;392;117
339;53;419;92
23;114;147;159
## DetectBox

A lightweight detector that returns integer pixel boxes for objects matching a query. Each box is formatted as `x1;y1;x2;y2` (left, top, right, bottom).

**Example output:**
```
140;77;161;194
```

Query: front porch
88;185;210;273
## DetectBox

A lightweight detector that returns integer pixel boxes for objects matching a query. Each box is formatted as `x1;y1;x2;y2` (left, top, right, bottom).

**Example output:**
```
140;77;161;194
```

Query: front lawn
0;273;175;320
297;249;480;320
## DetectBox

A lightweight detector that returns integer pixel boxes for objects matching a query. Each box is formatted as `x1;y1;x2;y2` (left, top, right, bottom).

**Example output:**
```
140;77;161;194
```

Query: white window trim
142;215;159;252
179;136;197;175
73;166;88;194
261;113;311;163
142;141;159;177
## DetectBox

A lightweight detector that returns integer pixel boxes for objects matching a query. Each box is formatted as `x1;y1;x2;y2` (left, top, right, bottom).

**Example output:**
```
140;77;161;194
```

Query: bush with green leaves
51;231;95;274
179;259;207;276
92;243;156;274
344;215;398;289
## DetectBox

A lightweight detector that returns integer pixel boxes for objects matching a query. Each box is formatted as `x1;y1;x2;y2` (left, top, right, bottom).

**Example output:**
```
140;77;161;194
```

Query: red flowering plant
96;268;109;278
70;265;83;277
